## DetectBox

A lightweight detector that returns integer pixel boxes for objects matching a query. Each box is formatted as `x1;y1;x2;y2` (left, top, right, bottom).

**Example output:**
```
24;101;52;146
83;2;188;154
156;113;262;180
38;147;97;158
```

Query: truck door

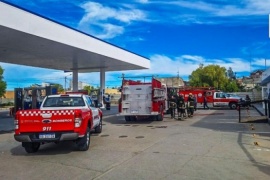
214;92;227;107
121;84;152;115
85;96;100;127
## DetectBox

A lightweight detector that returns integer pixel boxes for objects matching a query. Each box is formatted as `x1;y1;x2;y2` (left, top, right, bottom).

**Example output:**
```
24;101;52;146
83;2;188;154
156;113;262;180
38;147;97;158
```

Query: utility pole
64;74;72;92
65;76;67;92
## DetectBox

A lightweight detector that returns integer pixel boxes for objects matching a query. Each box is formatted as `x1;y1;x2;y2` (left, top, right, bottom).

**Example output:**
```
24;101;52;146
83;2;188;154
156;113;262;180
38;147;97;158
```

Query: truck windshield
43;97;85;107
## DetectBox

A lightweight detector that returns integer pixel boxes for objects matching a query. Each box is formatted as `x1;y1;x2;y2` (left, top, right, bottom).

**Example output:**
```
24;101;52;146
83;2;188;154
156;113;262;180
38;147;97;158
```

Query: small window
206;91;212;96
86;96;95;107
43;97;85;107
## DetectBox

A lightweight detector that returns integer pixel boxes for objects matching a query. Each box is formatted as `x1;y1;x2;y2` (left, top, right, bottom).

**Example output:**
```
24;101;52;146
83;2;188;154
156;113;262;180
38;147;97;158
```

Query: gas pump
32;88;46;109
14;88;23;113
14;86;57;114
90;89;100;107
23;88;32;110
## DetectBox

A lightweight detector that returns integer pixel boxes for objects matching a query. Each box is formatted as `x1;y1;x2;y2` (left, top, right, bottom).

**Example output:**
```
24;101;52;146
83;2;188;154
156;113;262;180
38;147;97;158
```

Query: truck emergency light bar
65;90;88;95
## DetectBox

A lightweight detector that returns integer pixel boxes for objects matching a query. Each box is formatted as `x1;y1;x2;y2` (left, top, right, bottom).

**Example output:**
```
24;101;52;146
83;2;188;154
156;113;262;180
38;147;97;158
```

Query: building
156;77;185;87
68;81;90;91
251;70;264;86
261;68;270;99
236;70;264;90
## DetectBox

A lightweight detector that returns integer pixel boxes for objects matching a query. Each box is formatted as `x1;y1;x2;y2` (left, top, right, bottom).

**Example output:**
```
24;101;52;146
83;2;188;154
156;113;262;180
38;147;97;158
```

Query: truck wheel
130;116;137;121
125;116;131;121
95;118;102;133
229;102;237;109
157;114;163;121
23;142;40;153
157;106;164;121
77;127;90;151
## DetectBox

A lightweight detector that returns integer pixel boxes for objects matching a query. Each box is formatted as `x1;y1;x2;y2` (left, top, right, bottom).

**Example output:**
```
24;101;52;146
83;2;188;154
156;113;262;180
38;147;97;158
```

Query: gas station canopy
0;2;150;73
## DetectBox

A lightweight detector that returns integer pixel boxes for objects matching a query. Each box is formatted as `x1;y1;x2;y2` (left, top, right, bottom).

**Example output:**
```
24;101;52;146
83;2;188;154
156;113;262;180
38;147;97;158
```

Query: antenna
249;52;252;74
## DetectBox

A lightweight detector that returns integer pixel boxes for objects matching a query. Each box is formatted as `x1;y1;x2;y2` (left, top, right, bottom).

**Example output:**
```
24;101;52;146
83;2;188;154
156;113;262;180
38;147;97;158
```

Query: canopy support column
72;69;78;91
100;68;105;107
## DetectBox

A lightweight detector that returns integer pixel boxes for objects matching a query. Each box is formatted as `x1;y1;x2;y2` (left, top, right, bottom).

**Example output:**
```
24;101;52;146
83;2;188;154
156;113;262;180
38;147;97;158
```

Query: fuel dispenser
14;86;57;113
23;88;32;110
32;88;46;109
14;88;23;113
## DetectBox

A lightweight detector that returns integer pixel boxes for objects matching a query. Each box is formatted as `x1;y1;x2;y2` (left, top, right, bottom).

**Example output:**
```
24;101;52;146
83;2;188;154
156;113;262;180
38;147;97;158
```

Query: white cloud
96;24;124;39
78;2;146;39
136;0;149;4
1;55;266;90
112;54;259;80
168;0;270;16
146;0;269;25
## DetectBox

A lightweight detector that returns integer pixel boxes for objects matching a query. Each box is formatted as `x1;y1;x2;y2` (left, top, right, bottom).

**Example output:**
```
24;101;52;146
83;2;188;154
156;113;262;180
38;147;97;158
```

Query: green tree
0;66;7;97
83;85;95;94
53;84;64;93
224;80;239;92
189;65;228;90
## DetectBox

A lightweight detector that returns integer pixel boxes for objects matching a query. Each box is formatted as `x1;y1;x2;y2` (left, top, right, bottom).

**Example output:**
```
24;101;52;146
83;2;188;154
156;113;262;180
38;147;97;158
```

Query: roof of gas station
0;2;150;73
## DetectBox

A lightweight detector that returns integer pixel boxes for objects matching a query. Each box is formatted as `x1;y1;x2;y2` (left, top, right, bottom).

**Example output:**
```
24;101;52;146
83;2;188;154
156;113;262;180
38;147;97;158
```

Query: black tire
152;115;158;121
95;118;102;133
156;114;162;121
130;116;137;121
77;127;90;151
230;102;237;109
157;106;164;121
23;142;40;153
125;116;131;121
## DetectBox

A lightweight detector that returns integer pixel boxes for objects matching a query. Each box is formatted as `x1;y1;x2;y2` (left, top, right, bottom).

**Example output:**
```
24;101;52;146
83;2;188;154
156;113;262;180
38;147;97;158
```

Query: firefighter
187;93;195;117
177;94;186;120
169;95;177;119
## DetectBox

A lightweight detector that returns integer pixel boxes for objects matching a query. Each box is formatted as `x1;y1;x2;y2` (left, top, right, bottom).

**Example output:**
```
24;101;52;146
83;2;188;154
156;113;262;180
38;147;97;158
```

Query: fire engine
118;76;166;121
178;87;240;109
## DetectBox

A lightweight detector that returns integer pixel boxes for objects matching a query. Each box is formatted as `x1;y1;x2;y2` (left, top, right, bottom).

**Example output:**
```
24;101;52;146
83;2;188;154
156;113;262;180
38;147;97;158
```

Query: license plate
131;110;138;114
39;133;55;139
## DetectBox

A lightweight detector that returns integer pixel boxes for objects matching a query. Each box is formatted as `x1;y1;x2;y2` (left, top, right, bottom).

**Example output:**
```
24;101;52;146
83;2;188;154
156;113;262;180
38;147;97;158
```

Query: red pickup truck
14;94;103;153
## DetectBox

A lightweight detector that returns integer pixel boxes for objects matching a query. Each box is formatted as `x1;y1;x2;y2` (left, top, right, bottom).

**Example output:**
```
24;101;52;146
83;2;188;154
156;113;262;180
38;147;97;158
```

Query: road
0;109;14;133
0;106;270;179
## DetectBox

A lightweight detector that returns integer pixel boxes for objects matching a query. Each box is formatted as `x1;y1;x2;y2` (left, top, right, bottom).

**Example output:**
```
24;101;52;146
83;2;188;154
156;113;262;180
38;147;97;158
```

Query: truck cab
179;87;240;109
213;92;240;109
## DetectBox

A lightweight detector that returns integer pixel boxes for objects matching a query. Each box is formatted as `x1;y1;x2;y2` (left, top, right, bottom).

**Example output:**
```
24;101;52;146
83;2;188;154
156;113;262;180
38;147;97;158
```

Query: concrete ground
0;106;269;180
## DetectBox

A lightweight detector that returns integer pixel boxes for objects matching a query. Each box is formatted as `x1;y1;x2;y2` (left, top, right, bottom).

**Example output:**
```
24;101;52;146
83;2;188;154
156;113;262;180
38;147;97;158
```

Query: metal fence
237;99;269;123
234;91;262;101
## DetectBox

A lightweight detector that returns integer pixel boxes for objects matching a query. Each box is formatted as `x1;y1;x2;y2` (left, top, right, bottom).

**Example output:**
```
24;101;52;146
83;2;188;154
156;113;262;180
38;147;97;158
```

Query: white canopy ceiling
0;2;150;73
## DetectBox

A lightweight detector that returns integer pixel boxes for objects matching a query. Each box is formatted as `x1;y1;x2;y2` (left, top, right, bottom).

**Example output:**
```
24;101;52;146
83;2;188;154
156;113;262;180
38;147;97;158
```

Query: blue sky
1;0;270;90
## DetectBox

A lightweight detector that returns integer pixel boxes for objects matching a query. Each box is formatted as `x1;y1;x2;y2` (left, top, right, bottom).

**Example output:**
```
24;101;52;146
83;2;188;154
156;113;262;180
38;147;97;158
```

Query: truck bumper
14;132;79;142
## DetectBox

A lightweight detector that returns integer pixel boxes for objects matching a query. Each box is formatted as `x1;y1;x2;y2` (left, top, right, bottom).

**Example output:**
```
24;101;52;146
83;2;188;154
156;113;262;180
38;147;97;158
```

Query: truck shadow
237;132;270;177
191;109;270;177
0;130;14;134
103;116;155;125
10;141;76;156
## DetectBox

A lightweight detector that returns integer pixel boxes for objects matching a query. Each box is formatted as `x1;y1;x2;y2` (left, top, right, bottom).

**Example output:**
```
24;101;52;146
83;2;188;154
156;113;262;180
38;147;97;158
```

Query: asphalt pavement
0;105;270;179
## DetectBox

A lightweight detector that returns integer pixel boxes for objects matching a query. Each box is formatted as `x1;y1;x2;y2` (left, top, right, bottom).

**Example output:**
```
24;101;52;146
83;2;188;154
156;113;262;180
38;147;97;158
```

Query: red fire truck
178;87;241;109
14;93;103;153
118;77;166;121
